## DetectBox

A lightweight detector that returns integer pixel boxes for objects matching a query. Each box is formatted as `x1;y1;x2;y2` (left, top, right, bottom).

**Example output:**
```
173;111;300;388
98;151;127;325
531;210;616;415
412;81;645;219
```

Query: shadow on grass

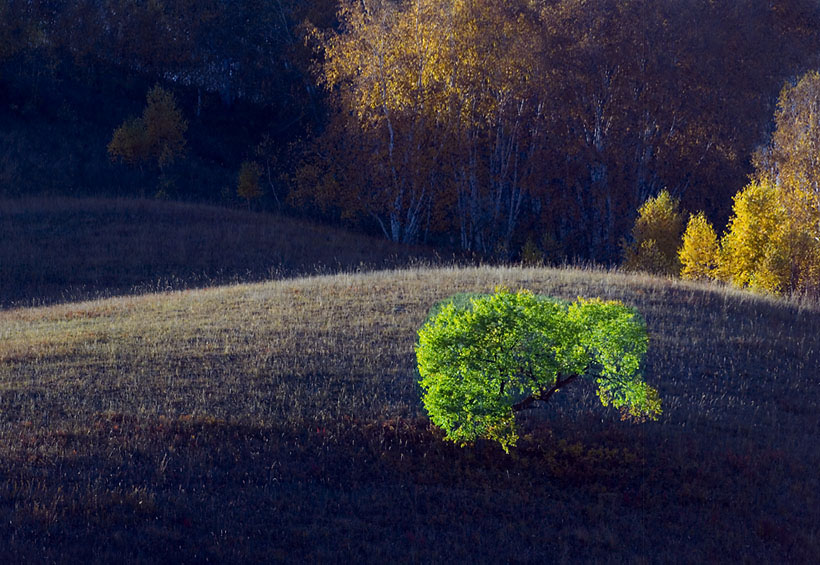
0;197;448;309
1;412;815;563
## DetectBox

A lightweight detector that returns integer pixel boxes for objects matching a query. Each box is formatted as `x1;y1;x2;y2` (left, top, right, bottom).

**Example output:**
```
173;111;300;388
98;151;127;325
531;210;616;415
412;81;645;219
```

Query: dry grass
0;196;441;308
1;265;818;562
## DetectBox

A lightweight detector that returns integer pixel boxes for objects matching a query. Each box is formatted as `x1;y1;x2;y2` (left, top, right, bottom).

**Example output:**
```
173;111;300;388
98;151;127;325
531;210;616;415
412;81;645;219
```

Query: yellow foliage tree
717;71;820;295
310;0;546;249
142;85;188;170
108;85;187;173
107;118;149;168
717;179;791;293
679;212;719;281
622;190;684;276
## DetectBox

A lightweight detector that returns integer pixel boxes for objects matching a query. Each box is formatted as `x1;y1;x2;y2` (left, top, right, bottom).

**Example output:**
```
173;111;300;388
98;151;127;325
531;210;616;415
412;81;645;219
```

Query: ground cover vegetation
0;266;818;562
0;197;439;308
2;0;820;263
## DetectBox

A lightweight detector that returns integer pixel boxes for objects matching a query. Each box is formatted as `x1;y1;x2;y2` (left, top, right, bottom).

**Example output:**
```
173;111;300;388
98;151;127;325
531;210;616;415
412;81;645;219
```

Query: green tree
416;289;660;452
622;190;684;276
679;212;719;281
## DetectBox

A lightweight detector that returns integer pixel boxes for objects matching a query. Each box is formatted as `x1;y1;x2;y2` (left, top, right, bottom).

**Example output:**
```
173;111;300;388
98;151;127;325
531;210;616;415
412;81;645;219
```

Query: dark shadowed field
0;197;440;308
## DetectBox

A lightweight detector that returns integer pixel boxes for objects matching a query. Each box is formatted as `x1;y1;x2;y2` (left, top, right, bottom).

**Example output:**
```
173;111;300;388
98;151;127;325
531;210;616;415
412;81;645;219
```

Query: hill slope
1;266;818;562
0;197;439;308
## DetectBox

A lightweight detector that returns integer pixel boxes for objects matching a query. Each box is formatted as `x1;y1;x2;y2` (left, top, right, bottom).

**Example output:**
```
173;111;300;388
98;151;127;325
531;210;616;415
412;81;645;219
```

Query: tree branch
511;373;580;412
512;395;536;412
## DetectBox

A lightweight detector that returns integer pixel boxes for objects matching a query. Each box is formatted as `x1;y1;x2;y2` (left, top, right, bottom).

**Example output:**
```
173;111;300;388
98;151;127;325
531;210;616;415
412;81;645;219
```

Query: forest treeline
1;0;820;265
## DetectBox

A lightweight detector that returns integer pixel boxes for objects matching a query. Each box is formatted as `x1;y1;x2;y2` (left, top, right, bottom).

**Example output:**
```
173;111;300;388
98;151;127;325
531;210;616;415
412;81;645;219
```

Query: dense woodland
2;0;820;264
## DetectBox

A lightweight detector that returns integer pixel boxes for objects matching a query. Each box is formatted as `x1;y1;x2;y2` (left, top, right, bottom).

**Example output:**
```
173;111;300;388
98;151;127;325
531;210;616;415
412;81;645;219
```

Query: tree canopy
3;0;820;266
416;290;660;452
679;212;719;282
108;85;187;172
681;70;820;296
296;0;820;261
622;190;684;276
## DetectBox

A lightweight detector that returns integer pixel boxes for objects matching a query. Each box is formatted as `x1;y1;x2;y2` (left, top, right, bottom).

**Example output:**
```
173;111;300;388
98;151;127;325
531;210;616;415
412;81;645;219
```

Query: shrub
237;160;263;207
679;212;719;281
415;289;661;452
622;190;684;276
520;237;544;266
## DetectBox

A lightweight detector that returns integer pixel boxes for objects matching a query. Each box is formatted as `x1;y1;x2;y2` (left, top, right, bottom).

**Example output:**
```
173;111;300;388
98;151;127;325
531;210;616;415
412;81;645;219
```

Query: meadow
1;199;819;562
0;197;439;308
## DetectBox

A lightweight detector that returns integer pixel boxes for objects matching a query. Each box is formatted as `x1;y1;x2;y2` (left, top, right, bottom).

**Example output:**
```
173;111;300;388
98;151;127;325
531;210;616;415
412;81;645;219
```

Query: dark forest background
2;0;819;263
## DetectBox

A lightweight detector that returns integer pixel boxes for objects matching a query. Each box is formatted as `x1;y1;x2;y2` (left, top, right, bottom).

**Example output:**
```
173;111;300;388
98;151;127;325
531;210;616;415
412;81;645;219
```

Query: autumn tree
679;212;719;281
304;0;806;260
717;177;820;295
108;85;187;194
716;179;792;293
141;85;187;170
306;0;547;251
300;0;435;243
758;71;820;281
5;0;820;260
622;190;684;276
757;74;820;194
535;0;738;261
718;71;820;295
107;118;149;169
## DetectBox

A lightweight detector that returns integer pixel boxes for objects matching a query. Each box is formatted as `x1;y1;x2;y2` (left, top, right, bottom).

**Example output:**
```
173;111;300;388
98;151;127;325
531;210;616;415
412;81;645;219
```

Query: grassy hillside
1;266;818;562
0;197;440;308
